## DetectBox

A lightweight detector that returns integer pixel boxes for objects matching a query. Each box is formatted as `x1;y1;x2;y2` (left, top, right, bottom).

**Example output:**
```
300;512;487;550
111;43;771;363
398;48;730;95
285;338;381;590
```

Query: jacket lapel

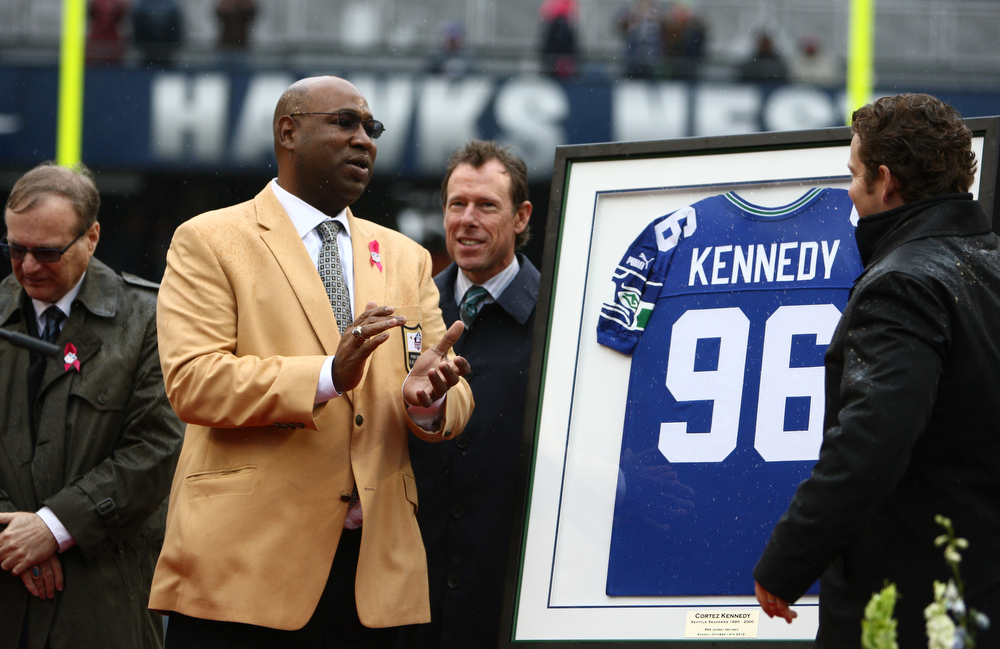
348;210;388;311
37;261;115;398
37;327;101;402
347;211;387;392
435;264;461;324
256;186;342;355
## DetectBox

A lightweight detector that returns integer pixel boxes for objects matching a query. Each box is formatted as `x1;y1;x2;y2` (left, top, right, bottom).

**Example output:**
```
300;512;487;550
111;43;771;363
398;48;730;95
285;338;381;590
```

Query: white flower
925;609;956;649
926;581;957;649
944;582;960;604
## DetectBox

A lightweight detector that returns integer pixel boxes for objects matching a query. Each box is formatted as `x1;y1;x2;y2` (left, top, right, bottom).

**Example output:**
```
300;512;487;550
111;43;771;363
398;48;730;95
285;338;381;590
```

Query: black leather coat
755;195;1000;648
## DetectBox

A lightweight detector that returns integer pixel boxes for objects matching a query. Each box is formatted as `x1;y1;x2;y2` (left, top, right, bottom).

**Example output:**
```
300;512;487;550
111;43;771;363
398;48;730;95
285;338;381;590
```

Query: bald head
272;76;364;148
272;76;378;216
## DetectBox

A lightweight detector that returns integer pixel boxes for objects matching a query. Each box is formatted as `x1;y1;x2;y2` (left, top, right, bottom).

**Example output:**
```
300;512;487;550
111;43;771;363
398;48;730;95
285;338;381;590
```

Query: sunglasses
289;111;386;139
1;232;85;263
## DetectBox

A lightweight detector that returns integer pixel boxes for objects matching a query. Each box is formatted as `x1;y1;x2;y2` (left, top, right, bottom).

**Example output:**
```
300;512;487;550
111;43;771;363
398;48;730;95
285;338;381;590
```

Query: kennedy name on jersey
600;189;859;340
608;239;844;332
687;239;842;286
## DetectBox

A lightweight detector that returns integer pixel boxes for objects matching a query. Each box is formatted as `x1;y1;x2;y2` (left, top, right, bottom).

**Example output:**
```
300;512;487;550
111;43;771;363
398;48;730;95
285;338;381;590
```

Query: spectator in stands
86;0;129;64
429;21;470;78
789;34;840;86
216;0;257;51
132;0;182;66
539;0;578;79
616;0;667;79
738;31;788;83
662;1;706;79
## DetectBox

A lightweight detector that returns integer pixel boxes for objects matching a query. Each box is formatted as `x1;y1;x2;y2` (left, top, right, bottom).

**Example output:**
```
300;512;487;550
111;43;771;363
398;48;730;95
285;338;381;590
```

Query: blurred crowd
87;0;257;66
83;0;842;85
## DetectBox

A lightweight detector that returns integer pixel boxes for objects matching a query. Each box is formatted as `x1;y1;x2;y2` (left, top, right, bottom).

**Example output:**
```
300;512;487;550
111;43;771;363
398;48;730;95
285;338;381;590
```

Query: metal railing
1;0;998;87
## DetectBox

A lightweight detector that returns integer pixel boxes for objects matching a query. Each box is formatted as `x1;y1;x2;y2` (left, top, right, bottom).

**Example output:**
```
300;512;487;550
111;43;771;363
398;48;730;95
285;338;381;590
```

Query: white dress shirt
271;179;352;404
453;255;521;309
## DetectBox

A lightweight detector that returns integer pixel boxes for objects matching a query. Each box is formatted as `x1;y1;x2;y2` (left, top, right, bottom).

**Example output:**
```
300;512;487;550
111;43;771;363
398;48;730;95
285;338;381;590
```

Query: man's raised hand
403;320;471;407
332;301;406;393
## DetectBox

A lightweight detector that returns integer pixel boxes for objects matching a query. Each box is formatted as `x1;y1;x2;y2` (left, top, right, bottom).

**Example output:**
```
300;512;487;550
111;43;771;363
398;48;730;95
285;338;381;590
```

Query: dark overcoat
409;255;540;649
0;258;183;649
755;195;1000;648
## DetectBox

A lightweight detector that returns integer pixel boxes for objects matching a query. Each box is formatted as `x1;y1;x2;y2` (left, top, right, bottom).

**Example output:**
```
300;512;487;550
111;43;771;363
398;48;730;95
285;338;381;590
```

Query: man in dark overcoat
0;163;183;649
754;94;1000;647
409;140;538;648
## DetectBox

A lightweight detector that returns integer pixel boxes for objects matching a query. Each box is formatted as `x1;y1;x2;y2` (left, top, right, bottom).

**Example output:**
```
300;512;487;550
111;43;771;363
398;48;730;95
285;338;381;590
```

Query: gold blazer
149;185;473;630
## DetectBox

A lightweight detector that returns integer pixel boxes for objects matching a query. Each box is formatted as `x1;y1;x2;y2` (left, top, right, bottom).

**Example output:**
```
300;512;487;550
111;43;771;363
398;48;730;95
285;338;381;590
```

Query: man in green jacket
0;162;183;649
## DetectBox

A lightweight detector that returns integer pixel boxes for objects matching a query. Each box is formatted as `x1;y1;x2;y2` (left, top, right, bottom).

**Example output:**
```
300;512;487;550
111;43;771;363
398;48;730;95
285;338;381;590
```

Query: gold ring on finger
352;326;365;340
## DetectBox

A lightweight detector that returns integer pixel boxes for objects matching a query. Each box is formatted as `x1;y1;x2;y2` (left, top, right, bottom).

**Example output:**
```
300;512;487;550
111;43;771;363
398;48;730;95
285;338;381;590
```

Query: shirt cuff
36;506;76;553
315;356;342;405
406;396;446;431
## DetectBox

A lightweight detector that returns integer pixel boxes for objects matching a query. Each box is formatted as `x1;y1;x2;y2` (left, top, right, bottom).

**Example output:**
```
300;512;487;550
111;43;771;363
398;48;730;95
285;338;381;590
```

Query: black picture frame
498;118;999;647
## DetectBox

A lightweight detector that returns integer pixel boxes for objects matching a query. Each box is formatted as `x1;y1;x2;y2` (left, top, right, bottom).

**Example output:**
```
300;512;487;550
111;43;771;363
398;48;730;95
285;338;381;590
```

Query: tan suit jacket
149;185;473;630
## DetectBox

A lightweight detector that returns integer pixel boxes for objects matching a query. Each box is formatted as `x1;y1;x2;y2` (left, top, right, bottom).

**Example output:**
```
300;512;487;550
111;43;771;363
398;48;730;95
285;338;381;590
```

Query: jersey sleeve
597;205;696;354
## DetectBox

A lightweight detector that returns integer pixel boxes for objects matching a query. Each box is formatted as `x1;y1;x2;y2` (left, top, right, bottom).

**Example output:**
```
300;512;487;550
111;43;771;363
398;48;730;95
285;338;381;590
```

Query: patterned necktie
318;220;362;527
41;306;66;344
460;285;489;327
316;220;352;334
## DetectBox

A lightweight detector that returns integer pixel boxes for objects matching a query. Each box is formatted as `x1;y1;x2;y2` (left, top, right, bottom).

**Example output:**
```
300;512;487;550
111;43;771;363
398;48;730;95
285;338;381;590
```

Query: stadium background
1;0;998;282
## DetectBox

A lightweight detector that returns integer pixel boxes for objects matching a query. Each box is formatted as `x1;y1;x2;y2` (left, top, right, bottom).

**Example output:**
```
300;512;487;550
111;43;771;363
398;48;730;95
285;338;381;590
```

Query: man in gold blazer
149;76;474;648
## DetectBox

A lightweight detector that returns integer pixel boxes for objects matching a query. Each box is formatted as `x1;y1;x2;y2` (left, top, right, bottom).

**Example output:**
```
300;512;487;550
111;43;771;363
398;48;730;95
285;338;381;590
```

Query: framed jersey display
500;119;999;647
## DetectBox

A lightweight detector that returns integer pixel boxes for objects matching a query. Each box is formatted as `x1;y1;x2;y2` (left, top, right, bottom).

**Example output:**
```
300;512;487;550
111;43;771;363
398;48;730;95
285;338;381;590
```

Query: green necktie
460;285;489;327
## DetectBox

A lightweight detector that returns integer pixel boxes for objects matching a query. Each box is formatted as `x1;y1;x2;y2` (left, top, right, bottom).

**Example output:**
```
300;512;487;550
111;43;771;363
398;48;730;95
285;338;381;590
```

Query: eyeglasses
1;232;85;263
289;111;385;139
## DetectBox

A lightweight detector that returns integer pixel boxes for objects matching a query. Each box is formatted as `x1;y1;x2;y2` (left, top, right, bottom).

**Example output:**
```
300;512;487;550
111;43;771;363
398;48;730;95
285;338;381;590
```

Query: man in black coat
409;140;537;648
754;94;1000;647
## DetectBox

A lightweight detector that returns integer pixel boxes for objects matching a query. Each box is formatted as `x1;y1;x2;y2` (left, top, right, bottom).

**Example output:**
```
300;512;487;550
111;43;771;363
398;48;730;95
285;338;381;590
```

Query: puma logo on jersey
625;252;653;271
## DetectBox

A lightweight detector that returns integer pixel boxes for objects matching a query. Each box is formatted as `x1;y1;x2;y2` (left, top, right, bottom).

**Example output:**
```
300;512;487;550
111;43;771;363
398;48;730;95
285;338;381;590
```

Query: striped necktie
460;285;489;327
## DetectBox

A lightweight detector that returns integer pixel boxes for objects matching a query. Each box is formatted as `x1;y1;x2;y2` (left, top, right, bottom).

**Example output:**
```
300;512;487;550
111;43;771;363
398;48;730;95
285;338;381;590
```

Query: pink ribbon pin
63;343;80;372
369;240;383;272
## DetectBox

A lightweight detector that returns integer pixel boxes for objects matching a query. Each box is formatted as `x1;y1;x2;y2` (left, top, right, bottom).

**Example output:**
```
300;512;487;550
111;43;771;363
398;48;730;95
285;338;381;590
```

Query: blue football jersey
597;188;862;597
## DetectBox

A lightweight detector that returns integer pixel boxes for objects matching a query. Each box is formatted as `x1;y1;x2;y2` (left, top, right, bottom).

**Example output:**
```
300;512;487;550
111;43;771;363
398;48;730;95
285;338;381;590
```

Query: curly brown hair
5;162;100;232
440;140;531;250
851;94;977;203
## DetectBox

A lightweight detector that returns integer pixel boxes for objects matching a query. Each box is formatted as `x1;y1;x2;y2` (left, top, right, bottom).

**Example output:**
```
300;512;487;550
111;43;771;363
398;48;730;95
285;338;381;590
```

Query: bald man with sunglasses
149;76;473;648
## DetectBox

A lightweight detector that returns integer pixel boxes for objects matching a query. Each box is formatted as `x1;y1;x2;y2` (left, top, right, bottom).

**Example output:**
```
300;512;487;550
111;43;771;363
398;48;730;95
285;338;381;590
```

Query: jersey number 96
658;304;841;463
